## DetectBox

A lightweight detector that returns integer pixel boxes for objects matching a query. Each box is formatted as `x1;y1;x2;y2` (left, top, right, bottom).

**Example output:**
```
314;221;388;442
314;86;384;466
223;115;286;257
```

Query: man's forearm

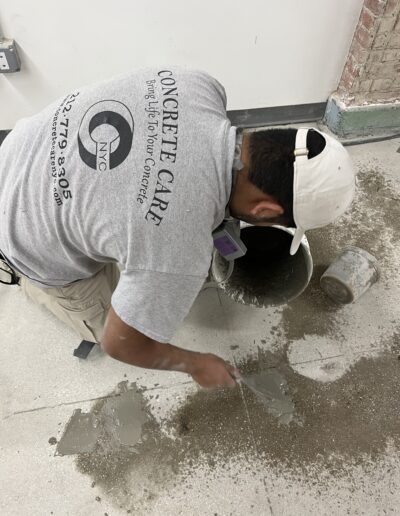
100;307;238;388
101;334;199;374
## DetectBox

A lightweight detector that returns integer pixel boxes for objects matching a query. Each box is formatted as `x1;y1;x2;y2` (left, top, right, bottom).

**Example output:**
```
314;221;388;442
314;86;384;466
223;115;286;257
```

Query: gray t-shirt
0;67;236;342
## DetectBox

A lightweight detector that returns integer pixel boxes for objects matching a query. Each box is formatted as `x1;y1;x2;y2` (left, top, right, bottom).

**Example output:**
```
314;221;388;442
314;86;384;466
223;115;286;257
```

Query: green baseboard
324;95;400;138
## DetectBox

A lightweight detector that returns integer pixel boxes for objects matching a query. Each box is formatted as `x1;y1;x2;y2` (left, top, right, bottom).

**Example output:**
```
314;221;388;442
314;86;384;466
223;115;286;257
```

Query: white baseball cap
290;127;356;255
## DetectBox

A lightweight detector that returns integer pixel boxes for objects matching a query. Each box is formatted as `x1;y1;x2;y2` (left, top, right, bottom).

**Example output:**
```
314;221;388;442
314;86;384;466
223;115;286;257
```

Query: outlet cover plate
0;39;21;73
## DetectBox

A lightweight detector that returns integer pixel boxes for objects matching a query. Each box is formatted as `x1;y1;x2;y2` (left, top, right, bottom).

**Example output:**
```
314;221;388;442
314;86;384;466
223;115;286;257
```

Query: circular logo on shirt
78;100;134;171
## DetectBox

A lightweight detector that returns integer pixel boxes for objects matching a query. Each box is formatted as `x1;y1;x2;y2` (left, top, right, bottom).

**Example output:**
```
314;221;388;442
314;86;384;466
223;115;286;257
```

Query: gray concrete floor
1;137;399;515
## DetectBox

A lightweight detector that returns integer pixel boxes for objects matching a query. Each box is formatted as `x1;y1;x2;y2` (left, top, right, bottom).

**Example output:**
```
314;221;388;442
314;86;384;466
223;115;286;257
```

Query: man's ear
250;200;284;217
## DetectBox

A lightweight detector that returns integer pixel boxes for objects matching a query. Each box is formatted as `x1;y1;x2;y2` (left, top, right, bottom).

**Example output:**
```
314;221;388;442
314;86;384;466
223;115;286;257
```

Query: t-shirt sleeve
111;269;206;343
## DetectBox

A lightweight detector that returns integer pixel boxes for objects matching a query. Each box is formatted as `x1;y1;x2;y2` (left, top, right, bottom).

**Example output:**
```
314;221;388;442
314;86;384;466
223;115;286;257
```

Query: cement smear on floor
241;369;296;425
56;382;148;457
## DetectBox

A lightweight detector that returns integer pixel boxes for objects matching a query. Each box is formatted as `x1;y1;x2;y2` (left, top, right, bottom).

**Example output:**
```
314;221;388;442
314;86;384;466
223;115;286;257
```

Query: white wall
0;0;363;129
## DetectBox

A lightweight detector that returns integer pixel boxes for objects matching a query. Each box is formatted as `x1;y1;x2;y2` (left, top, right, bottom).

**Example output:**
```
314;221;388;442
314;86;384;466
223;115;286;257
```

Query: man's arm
101;307;238;389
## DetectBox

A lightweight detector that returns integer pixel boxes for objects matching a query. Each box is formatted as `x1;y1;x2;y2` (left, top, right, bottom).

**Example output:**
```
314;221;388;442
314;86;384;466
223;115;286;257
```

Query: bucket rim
239;223;313;285
239;222;311;254
212;223;314;306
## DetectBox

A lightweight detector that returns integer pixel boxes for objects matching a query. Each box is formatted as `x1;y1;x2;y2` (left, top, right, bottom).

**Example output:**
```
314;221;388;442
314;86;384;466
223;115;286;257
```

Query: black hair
248;128;326;226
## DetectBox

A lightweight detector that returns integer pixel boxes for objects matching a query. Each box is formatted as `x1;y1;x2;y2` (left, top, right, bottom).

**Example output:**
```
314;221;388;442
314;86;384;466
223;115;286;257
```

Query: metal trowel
235;369;295;425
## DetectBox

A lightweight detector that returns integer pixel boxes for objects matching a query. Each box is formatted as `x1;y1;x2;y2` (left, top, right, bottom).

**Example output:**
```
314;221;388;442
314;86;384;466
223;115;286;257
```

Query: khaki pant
21;263;120;343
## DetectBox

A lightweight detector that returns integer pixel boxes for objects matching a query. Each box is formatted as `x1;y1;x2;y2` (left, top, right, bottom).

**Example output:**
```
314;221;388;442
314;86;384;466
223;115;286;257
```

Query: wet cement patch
56;382;147;456
62;343;400;512
57;410;100;455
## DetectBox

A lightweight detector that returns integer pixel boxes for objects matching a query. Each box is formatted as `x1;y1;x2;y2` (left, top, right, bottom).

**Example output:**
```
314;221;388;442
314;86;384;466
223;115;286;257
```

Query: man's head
228;127;355;254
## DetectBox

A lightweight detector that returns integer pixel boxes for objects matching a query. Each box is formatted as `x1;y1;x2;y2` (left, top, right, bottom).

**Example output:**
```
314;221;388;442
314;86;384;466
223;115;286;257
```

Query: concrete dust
67;341;400;513
169;346;400;470
237;347;400;466
308;166;400;269
280;264;343;341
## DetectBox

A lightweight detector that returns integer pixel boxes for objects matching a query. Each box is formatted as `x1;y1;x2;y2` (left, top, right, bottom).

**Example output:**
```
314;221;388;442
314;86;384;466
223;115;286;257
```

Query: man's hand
189;353;239;389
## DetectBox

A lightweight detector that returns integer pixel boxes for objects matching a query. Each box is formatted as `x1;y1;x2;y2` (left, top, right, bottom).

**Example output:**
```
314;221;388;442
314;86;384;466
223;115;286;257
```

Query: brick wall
337;0;400;105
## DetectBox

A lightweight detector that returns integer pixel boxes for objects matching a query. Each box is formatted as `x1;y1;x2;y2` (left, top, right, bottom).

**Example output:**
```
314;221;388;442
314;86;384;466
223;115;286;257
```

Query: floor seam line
2;380;194;420
233;359;275;515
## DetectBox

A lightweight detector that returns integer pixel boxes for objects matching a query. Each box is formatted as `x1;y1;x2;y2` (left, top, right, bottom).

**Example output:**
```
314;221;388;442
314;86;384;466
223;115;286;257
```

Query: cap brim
290;228;305;255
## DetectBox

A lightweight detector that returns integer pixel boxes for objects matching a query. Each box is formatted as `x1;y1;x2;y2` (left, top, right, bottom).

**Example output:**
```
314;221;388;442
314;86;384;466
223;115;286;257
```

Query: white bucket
210;224;313;307
320;246;380;304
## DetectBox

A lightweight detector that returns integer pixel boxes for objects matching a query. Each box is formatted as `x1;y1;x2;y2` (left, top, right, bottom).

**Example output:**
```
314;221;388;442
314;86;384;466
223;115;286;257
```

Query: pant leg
21;263;120;343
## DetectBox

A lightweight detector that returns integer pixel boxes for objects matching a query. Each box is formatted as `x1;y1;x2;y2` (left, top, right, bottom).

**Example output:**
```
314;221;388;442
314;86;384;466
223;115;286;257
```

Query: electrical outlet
0;51;10;71
0;39;21;73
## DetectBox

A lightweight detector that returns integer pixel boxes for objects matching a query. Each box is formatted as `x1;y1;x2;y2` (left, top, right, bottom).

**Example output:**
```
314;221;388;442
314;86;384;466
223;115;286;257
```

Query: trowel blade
240;370;295;424
242;371;286;401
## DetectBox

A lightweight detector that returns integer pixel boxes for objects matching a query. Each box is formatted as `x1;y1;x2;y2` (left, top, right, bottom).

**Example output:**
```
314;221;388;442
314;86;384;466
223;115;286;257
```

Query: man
0;67;355;389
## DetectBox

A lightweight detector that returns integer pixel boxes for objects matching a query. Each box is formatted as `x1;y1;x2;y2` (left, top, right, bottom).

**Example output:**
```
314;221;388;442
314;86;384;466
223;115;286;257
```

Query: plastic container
320;246;380;304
